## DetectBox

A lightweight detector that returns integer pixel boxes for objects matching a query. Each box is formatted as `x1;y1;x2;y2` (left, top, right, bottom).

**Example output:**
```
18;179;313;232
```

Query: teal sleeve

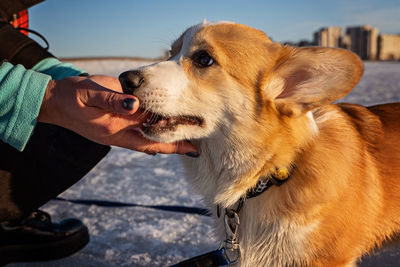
32;57;86;80
0;62;51;151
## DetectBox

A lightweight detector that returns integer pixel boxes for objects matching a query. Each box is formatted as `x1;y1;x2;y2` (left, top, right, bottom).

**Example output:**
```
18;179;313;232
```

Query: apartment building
346;25;378;60
313;27;342;48
311;25;399;61
378;34;400;60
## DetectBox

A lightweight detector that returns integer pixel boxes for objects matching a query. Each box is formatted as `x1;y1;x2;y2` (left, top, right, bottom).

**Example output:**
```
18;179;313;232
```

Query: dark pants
0;1;110;221
0;124;110;221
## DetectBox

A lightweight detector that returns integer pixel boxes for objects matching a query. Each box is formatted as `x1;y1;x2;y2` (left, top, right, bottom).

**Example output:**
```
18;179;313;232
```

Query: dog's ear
264;46;363;116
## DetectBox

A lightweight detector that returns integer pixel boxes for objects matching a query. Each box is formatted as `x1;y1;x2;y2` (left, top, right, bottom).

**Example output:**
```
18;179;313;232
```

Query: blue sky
29;0;400;58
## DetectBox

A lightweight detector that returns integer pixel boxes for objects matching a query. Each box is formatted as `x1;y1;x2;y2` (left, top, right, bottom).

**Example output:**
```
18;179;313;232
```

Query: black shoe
0;210;89;265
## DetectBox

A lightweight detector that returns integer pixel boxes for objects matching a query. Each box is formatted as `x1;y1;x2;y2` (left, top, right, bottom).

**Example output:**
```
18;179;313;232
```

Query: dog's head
119;22;363;144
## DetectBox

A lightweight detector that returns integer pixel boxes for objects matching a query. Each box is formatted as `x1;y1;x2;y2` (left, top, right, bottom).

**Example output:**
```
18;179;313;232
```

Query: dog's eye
192;51;214;67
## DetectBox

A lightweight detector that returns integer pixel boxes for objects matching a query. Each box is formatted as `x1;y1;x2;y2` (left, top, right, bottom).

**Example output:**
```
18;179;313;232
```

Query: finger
101;109;149;130
143;141;199;155
86;89;140;115
118;130;199;155
89;75;123;93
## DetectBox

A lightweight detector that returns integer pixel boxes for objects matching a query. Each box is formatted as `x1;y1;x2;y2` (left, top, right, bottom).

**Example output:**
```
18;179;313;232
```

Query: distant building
339;34;351;50
313;27;342;48
290;25;399;61
346;25;378;60
378;34;400;60
297;40;315;47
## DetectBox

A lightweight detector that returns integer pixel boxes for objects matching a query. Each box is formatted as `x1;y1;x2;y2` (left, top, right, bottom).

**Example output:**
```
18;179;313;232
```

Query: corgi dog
119;22;400;266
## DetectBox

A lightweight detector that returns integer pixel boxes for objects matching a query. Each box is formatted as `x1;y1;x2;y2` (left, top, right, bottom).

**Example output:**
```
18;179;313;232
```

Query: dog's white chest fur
237;214;317;267
181;147;316;267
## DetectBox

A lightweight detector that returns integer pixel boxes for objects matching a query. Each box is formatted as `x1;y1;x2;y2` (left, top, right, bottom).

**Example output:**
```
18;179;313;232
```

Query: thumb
86;89;140;115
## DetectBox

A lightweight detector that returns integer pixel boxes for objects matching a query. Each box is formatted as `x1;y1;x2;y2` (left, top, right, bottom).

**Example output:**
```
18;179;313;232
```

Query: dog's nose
119;70;144;95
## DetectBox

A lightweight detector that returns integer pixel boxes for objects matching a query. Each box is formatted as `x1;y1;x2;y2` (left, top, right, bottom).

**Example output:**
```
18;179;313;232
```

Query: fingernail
185;152;200;158
123;98;136;110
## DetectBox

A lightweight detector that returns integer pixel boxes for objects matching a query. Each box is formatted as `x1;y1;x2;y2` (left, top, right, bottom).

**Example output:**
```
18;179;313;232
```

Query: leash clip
219;210;241;265
224;212;240;247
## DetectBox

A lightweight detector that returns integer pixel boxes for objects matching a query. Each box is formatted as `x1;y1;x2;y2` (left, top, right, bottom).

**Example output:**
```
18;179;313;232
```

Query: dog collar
217;166;293;218
246;166;292;199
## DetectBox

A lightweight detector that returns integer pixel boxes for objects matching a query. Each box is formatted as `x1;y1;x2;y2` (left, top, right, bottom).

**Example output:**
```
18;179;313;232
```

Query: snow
341;62;400;106
10;60;400;267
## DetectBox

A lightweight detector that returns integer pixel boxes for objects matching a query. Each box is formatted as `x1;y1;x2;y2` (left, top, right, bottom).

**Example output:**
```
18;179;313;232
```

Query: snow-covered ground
11;60;400;267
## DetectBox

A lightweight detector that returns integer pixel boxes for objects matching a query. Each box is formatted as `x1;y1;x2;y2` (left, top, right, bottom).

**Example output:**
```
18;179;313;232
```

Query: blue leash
54;197;230;266
53;197;210;217
170;248;230;267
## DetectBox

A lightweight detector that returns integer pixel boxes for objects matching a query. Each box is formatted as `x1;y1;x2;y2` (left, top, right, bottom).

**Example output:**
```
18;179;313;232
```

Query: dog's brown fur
260;102;400;266
122;22;400;266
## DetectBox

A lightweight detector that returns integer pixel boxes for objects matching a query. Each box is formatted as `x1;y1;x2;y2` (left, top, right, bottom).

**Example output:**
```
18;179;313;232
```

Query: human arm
0;61;50;151
0;61;197;154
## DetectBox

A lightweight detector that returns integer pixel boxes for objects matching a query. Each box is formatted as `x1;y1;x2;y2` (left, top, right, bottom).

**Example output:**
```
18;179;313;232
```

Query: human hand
38;75;198;156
